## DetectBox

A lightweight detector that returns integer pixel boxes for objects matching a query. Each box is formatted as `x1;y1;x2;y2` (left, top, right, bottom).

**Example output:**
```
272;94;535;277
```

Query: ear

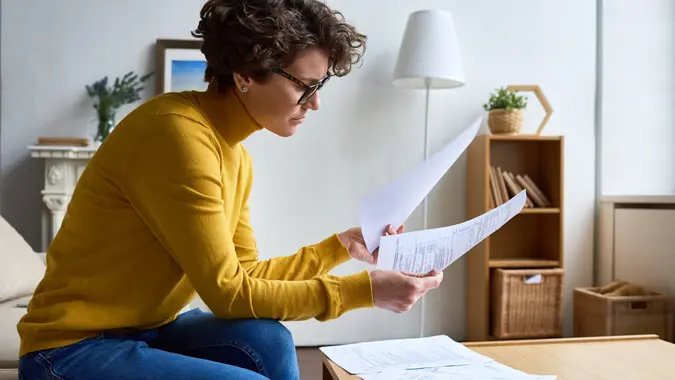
233;72;254;91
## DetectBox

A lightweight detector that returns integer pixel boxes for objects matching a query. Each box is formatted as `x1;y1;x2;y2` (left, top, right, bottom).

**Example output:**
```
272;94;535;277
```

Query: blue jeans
18;309;299;379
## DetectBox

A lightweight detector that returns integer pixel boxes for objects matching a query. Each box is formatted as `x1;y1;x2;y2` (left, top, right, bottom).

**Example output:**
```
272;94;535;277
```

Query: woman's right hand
369;269;443;313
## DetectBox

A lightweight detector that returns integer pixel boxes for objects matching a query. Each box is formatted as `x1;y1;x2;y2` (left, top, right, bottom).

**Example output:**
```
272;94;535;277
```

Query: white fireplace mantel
29;144;98;251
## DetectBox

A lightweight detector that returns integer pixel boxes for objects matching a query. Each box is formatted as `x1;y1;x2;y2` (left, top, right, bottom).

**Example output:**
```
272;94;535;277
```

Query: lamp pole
420;79;431;338
422;79;431;232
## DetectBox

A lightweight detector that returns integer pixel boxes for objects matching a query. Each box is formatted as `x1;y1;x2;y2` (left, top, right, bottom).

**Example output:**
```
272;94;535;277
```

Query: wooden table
322;335;675;380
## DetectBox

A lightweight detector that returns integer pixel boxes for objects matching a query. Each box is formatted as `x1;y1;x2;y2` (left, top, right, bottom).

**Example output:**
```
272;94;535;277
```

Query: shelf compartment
489;138;562;209
488;213;561;263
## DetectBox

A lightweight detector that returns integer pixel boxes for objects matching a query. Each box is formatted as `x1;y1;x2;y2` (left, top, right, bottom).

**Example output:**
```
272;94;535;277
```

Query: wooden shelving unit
466;134;564;342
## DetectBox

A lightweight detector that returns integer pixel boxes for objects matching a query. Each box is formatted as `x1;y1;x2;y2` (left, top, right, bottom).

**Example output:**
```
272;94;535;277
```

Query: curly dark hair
191;0;367;90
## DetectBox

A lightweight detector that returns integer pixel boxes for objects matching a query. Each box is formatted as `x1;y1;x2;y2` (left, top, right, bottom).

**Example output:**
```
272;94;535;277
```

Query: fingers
400;270;424;278
384;224;405;236
403;270;443;290
399;268;441;278
402;270;443;292
396;275;440;313
418;271;443;290
371;269;442;315
424;269;442;277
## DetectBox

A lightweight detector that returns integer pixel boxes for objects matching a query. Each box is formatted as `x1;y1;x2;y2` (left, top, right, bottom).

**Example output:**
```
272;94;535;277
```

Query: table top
321;335;675;380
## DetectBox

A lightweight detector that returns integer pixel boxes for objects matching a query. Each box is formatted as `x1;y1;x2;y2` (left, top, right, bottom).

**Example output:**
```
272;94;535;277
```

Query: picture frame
155;39;208;95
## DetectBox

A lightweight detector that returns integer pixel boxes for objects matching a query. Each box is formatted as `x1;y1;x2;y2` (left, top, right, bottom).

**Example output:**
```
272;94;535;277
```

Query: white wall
1;0;596;344
0;0;205;250
601;0;675;195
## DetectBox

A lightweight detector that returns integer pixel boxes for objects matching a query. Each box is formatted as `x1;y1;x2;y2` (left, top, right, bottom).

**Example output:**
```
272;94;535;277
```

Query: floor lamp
392;9;465;337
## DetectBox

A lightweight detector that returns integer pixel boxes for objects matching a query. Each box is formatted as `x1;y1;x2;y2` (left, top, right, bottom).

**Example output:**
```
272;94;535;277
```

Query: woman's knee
176;317;299;379
259;320;300;379
237;319;298;379
250;319;295;350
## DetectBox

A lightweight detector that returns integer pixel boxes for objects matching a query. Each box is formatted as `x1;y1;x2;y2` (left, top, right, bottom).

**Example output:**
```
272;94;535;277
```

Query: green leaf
483;86;528;111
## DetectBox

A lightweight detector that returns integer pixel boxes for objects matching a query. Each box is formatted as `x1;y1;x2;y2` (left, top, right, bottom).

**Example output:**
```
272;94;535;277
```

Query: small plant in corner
483;87;527;135
483;87;528;111
86;71;153;143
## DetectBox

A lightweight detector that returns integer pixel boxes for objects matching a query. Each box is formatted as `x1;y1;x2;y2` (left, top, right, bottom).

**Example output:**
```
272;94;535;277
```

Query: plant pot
488;109;523;135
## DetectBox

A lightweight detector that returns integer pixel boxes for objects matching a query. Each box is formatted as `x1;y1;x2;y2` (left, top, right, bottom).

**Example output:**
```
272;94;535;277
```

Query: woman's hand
370;269;443;313
338;224;404;265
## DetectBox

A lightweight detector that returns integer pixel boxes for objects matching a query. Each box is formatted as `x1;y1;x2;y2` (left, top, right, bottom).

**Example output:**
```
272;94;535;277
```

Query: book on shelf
489;165;552;208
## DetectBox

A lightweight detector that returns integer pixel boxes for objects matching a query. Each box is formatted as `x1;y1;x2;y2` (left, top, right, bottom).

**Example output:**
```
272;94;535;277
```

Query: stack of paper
319;335;557;380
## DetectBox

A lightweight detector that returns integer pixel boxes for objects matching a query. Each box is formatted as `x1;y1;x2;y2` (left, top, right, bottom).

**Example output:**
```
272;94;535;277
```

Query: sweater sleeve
234;153;353;280
124;115;373;321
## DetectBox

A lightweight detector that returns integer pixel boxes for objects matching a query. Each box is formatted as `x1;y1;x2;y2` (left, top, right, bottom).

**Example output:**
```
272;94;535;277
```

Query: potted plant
86;71;153;143
483;87;528;135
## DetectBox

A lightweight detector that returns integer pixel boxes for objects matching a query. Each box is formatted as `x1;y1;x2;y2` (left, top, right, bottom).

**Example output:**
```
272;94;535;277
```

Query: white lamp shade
393;9;465;89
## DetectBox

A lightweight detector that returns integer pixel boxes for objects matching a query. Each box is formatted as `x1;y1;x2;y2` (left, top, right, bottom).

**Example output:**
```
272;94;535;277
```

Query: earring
240;86;248;93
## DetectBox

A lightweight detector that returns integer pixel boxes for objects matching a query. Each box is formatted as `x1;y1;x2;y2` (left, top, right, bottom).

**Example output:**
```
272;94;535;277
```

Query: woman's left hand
338;224;405;265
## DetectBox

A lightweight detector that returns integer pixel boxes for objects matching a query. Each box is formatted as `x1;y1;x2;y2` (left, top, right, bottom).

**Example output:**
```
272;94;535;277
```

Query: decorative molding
28;145;97;160
42;194;69;212
30;144;96;251
507;85;553;135
47;164;63;185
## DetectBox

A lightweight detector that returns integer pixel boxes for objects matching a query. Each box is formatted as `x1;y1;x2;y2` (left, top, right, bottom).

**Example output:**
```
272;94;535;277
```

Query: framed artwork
155;39;208;95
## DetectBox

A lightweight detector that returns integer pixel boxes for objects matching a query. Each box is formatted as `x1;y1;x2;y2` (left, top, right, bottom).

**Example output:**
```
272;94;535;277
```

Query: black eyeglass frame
271;68;331;105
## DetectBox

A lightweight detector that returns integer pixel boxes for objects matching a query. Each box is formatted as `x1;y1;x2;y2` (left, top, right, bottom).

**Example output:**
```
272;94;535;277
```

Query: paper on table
358;117;483;253
415;361;556;379
362;367;557;380
319;335;486;375
360;369;454;380
376;190;526;274
361;361;557;380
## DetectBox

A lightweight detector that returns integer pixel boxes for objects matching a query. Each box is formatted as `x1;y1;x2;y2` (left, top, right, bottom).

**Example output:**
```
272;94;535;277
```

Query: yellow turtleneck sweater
17;87;374;356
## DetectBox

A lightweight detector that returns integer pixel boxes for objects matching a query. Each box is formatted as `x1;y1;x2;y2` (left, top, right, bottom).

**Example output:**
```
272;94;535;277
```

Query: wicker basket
573;287;673;342
488;109;523;135
491;268;564;339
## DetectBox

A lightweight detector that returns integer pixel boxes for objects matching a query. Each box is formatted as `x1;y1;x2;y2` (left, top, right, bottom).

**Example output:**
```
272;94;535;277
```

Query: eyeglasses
271;68;331;105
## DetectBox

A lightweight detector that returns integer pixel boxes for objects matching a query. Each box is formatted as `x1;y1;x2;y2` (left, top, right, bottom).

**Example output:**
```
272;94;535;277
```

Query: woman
17;0;443;379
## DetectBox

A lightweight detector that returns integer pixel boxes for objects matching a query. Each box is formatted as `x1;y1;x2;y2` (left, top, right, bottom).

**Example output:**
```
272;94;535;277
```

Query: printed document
320;334;557;379
376;190;526;274
360;361;557;379
318;335;486;375
362;367;557;380
358;117;483;253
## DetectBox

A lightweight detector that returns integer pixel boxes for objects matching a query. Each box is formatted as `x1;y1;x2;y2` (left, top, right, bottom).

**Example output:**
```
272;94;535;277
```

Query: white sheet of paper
358;117;483;253
361;362;557;380
361;368;556;380
319;335;486;375
376;190;526;274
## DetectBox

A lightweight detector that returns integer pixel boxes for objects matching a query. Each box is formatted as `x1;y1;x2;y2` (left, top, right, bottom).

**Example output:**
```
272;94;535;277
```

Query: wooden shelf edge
464;334;660;347
486;134;562;141
489;259;560;268
520;207;560;214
